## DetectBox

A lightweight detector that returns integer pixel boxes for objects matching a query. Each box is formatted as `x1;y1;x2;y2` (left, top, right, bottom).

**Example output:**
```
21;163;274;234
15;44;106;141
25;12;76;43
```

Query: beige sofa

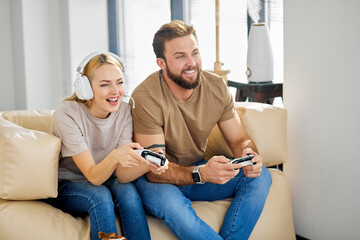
0;102;295;240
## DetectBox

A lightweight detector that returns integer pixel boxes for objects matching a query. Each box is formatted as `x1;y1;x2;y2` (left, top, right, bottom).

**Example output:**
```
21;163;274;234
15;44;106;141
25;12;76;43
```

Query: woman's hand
112;142;150;168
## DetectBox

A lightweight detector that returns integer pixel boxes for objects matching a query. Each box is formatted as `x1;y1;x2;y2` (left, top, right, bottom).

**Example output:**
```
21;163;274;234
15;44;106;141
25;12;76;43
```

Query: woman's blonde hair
64;53;124;108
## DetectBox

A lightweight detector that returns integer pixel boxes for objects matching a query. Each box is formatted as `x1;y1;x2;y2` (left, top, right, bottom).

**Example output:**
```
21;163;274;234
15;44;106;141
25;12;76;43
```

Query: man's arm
134;133;245;185
218;113;263;178
134;133;196;185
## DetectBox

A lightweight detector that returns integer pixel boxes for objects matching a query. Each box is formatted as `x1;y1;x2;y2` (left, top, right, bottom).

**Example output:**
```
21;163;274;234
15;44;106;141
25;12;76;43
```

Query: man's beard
165;63;201;90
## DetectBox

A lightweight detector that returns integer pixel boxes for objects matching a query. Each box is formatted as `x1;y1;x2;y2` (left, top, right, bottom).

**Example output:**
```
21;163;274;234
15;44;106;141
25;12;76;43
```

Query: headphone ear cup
74;75;93;100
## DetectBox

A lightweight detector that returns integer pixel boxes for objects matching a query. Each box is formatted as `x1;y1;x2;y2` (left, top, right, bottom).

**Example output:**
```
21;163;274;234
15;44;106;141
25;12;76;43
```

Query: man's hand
201;148;263;184
241;148;263;178
148;160;169;175
200;156;242;184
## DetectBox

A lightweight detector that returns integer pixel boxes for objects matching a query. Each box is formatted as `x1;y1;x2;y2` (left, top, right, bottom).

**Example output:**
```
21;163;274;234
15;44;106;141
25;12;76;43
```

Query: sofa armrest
205;102;287;167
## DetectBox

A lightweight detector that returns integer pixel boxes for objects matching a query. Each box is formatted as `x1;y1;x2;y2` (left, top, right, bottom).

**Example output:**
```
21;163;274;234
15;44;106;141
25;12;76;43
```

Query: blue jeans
135;161;272;240
57;177;150;240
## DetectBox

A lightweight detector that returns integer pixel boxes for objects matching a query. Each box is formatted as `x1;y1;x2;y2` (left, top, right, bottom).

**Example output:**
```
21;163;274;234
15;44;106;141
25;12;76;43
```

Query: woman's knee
117;183;138;197
88;185;114;208
108;182;143;210
110;182;139;198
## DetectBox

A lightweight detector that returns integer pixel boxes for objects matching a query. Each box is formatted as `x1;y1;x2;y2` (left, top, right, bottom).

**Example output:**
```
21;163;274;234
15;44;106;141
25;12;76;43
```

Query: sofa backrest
205;102;287;167
0;110;54;134
0;102;287;201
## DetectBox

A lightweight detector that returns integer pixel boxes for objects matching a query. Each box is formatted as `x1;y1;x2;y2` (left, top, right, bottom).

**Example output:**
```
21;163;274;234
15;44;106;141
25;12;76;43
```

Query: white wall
67;0;109;81
284;0;360;239
0;0;108;111
22;0;64;110
0;0;21;110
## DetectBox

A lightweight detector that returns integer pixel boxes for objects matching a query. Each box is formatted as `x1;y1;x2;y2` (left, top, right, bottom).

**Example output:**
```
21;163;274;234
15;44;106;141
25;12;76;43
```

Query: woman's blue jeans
135;162;272;240
57;177;150;240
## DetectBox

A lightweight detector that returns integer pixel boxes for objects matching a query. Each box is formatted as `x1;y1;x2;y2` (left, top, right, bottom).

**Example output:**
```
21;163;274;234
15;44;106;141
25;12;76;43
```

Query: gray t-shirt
52;100;132;181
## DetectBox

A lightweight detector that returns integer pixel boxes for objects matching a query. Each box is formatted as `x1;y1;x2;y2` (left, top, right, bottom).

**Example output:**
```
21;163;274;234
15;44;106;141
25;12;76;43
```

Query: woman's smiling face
89;63;124;119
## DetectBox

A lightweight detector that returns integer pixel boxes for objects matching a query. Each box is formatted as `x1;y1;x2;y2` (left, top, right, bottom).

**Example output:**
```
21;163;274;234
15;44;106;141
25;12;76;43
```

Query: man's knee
137;182;192;219
259;165;272;189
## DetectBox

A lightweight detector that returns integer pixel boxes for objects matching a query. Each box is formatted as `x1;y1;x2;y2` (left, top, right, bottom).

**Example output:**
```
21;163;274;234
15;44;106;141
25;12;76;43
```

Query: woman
52;52;167;240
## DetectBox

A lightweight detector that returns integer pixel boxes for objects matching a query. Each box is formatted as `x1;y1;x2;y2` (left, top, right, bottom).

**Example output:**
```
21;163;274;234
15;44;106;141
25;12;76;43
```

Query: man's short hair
152;20;198;59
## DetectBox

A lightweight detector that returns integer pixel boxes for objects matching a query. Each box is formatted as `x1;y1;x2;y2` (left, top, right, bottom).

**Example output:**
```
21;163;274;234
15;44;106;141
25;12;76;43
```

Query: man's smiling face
162;34;202;89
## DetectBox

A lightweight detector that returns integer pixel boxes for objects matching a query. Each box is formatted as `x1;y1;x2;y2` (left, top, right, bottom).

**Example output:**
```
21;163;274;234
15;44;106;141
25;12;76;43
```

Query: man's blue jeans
57;177;150;240
135;162;272;240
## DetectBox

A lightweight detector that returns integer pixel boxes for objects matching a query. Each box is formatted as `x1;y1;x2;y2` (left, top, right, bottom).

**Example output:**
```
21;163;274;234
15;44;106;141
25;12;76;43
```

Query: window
116;0;171;93
110;0;283;95
187;0;248;83
187;0;283;84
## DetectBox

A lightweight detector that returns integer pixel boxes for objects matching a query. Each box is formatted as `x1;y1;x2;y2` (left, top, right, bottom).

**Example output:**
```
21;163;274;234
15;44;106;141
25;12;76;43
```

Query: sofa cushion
0;111;61;200
205;102;287;167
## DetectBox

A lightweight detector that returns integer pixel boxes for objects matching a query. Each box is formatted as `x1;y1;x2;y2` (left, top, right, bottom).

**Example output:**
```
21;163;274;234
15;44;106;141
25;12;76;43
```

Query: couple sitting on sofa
52;20;272;240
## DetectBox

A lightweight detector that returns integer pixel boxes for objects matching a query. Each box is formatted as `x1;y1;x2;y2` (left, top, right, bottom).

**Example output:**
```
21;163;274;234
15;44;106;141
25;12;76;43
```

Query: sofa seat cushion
0;169;294;240
0;111;61;200
0;199;90;240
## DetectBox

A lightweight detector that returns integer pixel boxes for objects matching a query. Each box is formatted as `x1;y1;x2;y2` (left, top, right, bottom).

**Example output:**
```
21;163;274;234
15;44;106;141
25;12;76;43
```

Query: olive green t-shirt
131;70;235;166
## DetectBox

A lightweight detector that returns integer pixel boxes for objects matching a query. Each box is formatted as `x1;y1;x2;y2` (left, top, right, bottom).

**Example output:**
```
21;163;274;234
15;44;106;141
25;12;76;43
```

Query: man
131;20;272;240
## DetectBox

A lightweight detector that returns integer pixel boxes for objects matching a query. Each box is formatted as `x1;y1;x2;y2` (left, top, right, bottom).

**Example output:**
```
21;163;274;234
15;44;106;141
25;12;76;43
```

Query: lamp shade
246;23;274;83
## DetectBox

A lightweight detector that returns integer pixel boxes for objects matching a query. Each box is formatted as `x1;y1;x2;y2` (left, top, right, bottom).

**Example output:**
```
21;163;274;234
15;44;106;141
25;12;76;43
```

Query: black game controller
135;149;168;167
228;153;255;167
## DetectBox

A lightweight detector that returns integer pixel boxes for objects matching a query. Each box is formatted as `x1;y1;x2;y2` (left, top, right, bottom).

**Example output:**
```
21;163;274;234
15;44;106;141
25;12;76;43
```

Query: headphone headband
77;51;124;74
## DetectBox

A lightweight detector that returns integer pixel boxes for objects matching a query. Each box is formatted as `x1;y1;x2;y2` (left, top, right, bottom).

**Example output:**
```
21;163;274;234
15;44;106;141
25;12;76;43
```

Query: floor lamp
208;0;230;81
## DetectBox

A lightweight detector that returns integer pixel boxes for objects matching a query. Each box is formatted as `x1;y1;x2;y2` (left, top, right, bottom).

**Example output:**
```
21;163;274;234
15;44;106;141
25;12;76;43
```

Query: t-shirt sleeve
52;104;89;157
218;79;236;123
131;90;164;135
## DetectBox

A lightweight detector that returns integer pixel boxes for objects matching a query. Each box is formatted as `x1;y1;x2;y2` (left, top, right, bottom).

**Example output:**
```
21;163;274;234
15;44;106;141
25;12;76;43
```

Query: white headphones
74;51;125;100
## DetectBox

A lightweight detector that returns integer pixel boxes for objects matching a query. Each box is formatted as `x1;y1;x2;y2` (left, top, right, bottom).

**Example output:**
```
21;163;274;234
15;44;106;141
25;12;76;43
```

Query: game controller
228;153;255;167
134;149;168;167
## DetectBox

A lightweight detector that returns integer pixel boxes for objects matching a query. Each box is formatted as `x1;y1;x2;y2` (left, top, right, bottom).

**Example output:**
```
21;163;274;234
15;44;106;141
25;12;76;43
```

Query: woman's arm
115;141;169;183
115;163;151;183
73;142;150;185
